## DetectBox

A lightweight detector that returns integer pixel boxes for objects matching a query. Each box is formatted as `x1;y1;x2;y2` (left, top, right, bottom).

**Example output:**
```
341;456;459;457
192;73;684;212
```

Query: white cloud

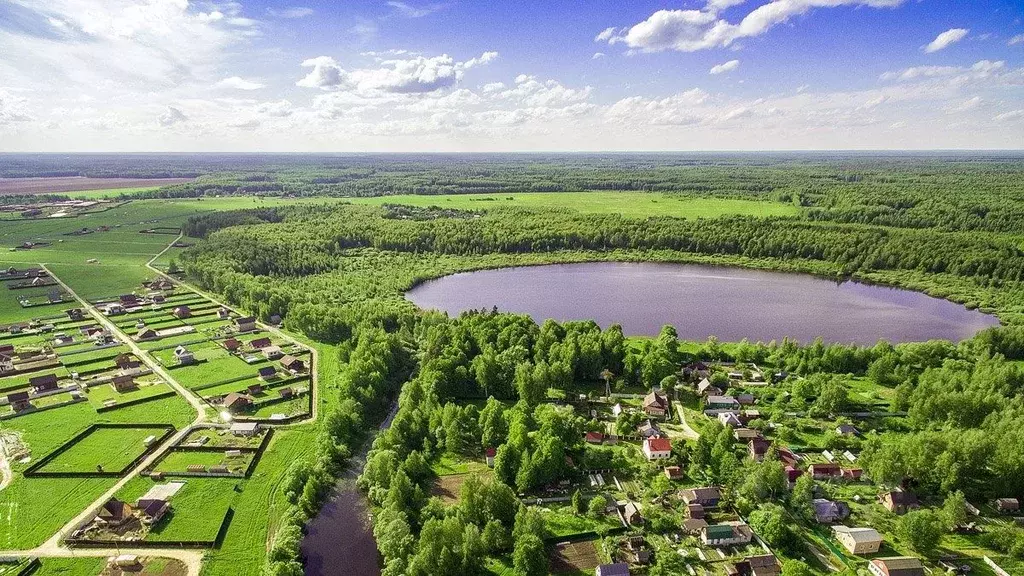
706;0;747;12
0;90;32;124
387;1;444;18
600;0;906;53
498;75;593;107
481;82;505;93
217;76;265;90
947;96;981;113
158;106;187;127
298;52;498;94
592;52;606;60
994;109;1024;122
881;60;1006;82
1010;34;1024;46
924;28;969;53
709;59;740;75
266;7;314;19
255;100;295;117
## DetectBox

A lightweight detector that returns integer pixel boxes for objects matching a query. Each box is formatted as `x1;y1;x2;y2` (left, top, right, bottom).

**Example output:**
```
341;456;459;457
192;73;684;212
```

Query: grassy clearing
36;426;163;474
432;452;490;476
536;504;622;537
152;450;253;475
347;192;801;220
25;556;106;576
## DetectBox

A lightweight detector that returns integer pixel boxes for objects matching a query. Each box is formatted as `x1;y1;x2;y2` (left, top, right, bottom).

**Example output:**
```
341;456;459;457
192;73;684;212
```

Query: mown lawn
152;449;253;475
348;191;801;220
26;557;107;576
35;426;163;474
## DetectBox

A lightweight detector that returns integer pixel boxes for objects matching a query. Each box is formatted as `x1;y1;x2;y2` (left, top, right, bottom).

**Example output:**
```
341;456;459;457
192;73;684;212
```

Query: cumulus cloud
297;52;498;94
255;100;295;117
266;7;314;19
709;59;740;75
497;75;593;107
924;28;969;53
387;1;444;18
158;106;187;127
598;0;906;53
217;76;265;90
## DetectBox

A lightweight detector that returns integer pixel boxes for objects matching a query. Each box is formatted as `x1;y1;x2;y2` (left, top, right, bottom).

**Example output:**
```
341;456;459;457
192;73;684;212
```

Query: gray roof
596;564;630;576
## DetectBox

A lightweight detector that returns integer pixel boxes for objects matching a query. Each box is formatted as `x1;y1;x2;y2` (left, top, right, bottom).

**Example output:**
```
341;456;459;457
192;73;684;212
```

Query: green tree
588;494;607;518
789;474;816;522
571;489;586;515
512;534;546;576
781;559;815;576
941;490;968;530
748;503;789;548
898;509;944;554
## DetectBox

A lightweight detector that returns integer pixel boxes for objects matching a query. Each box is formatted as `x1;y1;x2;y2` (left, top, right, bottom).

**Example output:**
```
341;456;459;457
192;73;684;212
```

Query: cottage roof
871;557;925;576
833;526;881;543
645;437;672;453
643;391;667;409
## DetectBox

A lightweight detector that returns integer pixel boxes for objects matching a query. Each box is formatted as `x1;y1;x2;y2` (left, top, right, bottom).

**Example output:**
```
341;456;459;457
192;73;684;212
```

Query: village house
697;378;723;396
136;328;159;341
223;393;253;412
97;498;134;527
223;338;241;352
269;314;282;325
637;419;662;438
737;393;756;406
65;308;84;321
813;499;850;524
835;424;859;436
622;501;644;526
7;391;32;412
719;412;742;427
595;563;630;576
230;422;260;437
119;294;139;306
880;489;920;515
726;554;781;576
810;463;842;480
664;465;684;480
748;438;771;462
174;346;195;366
217;307;231;320
485;447;496;467
786;466;804;486
642;437;672;460
114;353;139;370
172;306;191;319
53;332;74;345
0;352;12;373
258;366;277;381
247;383;263;395
278;387;295;399
235;316;257;332
682;486;721;507
833;526;882;555
29;373;59;393
642;391;669;417
137;499;170;524
686;503;706;519
262;345;283;360
585;431;604;444
705;395;740;410
733;428;762;441
841;468;863;481
868;557;925;576
112;375;137;393
280;355;305;373
701;522;753;547
103;303;124;316
995;497;1020;513
250;337;272;350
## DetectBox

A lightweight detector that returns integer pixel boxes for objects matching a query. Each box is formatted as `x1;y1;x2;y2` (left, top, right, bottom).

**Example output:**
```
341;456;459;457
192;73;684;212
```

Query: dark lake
301;481;381;576
406;262;999;344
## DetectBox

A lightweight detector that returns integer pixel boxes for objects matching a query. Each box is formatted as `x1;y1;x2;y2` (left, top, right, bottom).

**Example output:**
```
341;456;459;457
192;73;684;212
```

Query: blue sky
0;0;1022;151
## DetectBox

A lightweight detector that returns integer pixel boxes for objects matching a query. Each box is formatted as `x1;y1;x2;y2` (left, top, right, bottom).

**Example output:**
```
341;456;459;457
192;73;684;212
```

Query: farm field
0;177;192;195
347;191;801;220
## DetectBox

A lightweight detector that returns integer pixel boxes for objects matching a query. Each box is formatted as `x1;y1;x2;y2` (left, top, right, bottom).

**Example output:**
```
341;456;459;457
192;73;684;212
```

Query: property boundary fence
24;423;176;478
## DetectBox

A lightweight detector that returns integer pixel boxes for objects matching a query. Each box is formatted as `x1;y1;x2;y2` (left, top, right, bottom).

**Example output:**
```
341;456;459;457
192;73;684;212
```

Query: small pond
406;262;999;344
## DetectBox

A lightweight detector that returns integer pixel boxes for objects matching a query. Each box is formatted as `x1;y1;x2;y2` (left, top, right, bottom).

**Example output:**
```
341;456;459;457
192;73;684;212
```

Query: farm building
833;526;882;555
622;502;643;526
585;431;604;444
247;383;263;395
136;328;159;341
278;387;294;399
636;419;662;438
223;338;241;352
249;337;272;349
812;499;850;523
174;346;195;365
262;345;283;360
217;307;231;319
868;557;925;576
664;466;683;479
809;463;841;480
706;395;740;410
65;308;84;321
748;438;771;462
258;366;277;381
642;391;668;417
686;503;706;519
642;437;672;460
280;355;305;373
172;306;191;319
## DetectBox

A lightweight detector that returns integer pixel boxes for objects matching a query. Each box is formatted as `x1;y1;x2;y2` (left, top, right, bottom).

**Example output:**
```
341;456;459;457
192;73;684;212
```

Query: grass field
347;192;801;219
114;477;236;542
152;449;253;475
24;557;106;576
35;426;164;474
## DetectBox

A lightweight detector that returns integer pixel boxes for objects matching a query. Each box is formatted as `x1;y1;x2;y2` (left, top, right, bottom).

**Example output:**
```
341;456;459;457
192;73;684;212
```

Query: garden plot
549;539;601;574
168;352;258;389
112;477;237;543
85;379;172;409
150;449;255;476
29;425;174;476
248;391;311;420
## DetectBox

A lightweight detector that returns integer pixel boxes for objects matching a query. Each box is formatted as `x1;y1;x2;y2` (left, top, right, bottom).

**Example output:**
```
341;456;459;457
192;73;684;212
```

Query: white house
642;437;672;460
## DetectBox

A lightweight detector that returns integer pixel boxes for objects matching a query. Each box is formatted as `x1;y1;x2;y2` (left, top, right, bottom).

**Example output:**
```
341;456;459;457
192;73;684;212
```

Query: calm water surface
302;481;381;576
406;262;999;344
